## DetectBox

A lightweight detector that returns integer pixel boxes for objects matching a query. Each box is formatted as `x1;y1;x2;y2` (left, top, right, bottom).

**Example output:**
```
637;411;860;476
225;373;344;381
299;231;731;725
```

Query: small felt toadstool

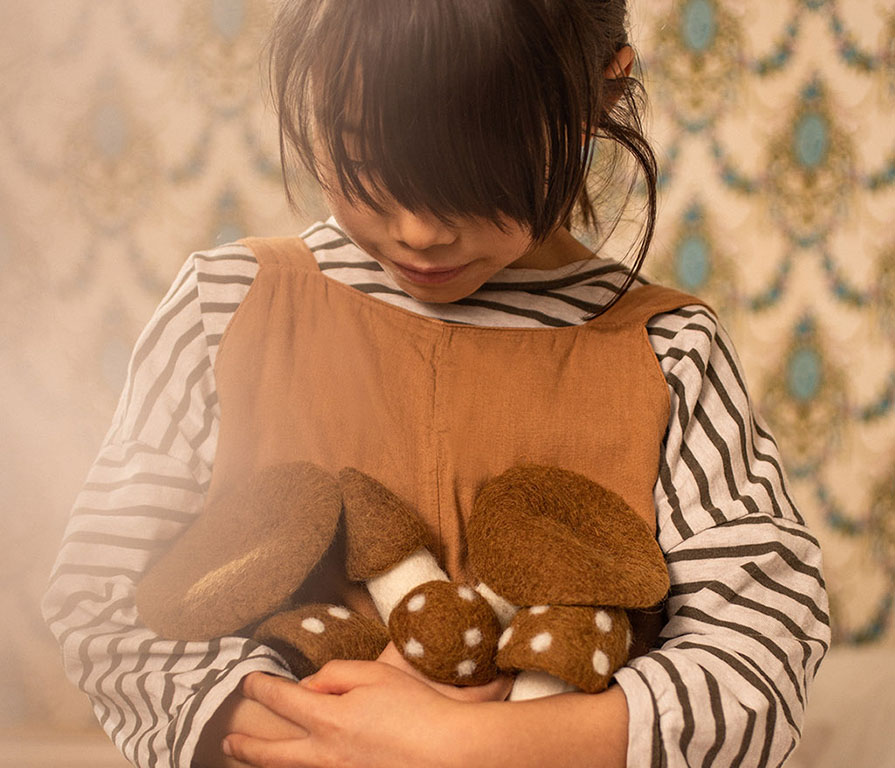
388;581;501;686
254;603;389;678
466;464;670;700
339;468;501;685
495;605;632;697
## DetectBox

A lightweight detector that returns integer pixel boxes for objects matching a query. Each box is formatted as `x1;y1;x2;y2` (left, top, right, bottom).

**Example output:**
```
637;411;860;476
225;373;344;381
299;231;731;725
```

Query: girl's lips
391;260;468;285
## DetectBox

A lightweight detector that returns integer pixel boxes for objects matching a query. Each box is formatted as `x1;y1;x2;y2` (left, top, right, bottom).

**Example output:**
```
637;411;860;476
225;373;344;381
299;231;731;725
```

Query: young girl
42;1;830;767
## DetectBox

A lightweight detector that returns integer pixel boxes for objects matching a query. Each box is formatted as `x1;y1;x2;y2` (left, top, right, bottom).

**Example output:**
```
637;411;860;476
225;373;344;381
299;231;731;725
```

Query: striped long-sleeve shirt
42;219;830;768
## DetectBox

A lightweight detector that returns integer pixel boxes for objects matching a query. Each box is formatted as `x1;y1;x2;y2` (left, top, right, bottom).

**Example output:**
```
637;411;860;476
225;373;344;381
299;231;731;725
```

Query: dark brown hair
268;0;657;312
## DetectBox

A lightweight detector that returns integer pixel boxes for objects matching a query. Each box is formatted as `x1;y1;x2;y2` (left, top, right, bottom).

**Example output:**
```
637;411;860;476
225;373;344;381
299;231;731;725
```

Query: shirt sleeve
613;306;831;768
40;247;292;768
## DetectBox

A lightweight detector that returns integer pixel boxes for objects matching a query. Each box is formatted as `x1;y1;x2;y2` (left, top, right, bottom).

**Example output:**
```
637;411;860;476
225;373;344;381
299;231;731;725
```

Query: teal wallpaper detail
638;0;895;646
0;0;892;746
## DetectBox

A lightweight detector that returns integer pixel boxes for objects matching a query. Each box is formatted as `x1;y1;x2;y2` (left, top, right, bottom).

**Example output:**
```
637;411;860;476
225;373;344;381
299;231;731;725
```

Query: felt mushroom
339;468;501;685
495;605;632;697
465;464;669;700
254;603;390;679
388;581;501;686
136;462;343;640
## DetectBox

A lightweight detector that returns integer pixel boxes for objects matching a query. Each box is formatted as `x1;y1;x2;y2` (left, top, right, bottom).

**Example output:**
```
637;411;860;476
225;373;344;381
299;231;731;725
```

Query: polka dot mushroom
388;581;500;686
254;603;390;678
466;464;670;700
339;468;501;685
495;604;632;698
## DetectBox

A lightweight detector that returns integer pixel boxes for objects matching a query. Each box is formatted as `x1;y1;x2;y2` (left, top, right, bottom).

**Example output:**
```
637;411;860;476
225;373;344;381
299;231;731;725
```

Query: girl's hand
193;681;309;768
375;640;513;703
223;664;481;768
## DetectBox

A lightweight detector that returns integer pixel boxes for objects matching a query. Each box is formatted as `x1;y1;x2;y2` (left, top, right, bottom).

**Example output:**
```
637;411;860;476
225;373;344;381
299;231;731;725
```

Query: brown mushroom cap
254;604;389;679
467;464;669;608
136;462;342;640
497;605;631;694
339;467;432;580
388;581;501;686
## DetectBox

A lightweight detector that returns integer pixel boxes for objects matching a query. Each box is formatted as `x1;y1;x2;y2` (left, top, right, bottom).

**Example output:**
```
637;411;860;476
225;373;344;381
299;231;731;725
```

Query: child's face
321;182;539;304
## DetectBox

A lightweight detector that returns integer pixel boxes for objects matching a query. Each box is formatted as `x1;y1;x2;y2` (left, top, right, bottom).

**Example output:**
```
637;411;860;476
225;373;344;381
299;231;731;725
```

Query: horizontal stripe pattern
42;218;829;767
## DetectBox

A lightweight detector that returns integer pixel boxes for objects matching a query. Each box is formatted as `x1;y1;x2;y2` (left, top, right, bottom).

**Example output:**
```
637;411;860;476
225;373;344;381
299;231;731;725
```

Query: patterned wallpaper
0;0;892;739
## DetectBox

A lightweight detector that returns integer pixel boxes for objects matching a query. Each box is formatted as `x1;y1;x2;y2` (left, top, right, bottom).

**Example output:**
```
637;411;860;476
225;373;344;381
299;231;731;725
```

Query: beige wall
1;0;892;764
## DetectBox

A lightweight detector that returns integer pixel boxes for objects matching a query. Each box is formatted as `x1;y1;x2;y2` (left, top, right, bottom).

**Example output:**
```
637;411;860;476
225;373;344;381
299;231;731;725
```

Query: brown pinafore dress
207;235;704;650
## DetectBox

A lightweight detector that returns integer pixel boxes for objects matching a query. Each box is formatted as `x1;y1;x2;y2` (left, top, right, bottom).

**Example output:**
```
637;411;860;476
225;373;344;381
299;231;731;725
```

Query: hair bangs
271;0;604;241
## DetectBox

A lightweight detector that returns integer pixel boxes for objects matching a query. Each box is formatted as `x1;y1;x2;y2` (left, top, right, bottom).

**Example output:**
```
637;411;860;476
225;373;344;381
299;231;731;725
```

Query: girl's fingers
224;734;314;768
229;695;310;740
240;672;326;727
298;659;397;695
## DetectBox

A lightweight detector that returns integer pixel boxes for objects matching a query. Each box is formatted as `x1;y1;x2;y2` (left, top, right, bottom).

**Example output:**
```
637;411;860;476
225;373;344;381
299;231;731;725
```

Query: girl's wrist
448;687;629;768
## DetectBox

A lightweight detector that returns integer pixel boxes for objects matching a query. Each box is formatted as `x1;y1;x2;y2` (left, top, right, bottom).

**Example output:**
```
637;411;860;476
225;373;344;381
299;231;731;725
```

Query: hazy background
1;0;893;765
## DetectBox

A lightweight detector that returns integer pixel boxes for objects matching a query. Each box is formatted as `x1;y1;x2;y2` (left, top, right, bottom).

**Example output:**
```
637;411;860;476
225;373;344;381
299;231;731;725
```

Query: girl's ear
604;45;634;80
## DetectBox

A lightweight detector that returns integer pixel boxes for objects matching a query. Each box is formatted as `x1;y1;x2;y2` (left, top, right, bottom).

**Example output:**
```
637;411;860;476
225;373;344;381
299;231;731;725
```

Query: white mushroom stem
509;671;579;701
473;581;520;629
366;548;449;622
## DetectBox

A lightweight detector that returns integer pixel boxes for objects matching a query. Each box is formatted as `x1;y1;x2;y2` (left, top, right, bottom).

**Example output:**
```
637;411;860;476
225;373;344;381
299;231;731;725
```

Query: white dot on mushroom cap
529;605;549;615
404;638;424;658
592;649;610;676
498;627;513;650
594;610;613;633
530;632;553;653
464;627;483;647
327;606;351;620
407;593;426;612
456;659;477;677
625;629;633;651
457;585;476;601
301;618;325;634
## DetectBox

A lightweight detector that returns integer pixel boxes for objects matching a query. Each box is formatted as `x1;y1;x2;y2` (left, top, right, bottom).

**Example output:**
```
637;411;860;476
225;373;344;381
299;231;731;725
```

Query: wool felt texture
135;462;342;640
388;580;501;686
135;458;663;694
338;467;432;581
254;604;389;679
496;605;631;694
467;464;670;608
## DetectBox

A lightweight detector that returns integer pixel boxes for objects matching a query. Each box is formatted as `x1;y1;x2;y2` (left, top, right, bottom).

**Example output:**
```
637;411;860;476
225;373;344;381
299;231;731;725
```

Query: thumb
301;659;396;695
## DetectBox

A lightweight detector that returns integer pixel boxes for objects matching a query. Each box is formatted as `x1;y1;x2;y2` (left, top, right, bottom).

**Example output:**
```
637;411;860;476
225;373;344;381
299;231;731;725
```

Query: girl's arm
611;306;831;767
41;246;293;768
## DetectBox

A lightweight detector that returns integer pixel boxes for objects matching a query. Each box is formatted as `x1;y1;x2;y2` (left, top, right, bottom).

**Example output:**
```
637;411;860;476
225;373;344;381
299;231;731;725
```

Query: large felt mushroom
136;462;345;641
465;464;670;700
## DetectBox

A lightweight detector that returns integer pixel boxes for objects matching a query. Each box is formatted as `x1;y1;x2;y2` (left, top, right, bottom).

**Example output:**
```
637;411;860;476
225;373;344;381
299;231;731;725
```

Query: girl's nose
388;208;457;251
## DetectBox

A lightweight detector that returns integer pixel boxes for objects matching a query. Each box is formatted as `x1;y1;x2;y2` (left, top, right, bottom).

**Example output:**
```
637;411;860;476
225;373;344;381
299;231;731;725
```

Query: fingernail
222;738;232;757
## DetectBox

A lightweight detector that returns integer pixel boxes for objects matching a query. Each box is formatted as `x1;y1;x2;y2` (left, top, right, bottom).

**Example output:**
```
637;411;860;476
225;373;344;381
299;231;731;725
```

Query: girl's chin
383;265;482;303
402;285;469;304
394;277;475;304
